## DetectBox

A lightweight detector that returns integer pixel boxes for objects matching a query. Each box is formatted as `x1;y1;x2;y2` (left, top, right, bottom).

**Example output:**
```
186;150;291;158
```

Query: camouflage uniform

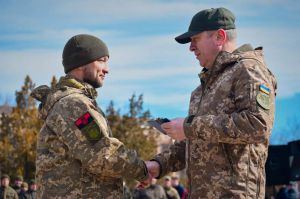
31;76;149;199
0;186;19;199
154;44;277;199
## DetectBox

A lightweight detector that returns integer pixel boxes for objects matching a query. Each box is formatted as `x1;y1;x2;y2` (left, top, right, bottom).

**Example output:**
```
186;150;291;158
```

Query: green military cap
29;179;36;185
62;34;109;74
15;175;23;181
175;7;236;44
1;174;10;180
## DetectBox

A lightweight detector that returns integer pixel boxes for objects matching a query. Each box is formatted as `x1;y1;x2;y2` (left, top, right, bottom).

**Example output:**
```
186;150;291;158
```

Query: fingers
161;122;171;129
145;161;160;178
138;172;153;189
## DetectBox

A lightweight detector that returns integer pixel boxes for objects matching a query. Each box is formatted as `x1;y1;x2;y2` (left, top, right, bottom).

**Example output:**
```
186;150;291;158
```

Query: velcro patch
256;92;271;110
75;112;102;142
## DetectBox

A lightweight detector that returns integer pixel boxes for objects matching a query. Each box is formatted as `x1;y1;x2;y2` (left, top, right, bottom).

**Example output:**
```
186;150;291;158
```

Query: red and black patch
74;112;102;142
74;112;94;129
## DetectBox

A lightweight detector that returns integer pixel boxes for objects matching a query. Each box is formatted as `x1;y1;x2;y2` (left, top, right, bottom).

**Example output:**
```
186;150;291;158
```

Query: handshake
137;117;186;188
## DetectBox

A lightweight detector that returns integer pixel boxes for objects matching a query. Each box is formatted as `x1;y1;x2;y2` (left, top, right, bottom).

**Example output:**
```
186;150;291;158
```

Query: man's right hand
139;161;161;188
145;160;160;178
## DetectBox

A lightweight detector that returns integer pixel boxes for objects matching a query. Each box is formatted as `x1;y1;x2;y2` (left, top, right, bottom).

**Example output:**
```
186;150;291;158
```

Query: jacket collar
199;44;258;84
57;75;98;99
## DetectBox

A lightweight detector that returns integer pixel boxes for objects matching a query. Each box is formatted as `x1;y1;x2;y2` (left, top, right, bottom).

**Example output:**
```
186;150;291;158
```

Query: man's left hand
161;118;186;141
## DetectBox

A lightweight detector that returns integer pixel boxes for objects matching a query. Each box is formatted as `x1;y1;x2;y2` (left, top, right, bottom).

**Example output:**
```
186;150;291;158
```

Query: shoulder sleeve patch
74;112;102;142
256;84;271;110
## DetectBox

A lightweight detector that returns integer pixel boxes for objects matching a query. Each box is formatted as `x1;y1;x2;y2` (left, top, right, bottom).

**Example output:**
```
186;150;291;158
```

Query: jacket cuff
137;160;150;181
184;115;195;139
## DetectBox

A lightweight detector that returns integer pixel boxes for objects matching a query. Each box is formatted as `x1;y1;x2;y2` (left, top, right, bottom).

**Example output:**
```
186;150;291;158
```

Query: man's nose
189;42;195;52
103;64;109;74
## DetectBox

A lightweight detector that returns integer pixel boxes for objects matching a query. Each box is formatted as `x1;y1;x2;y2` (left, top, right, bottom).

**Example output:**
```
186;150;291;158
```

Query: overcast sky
0;0;299;143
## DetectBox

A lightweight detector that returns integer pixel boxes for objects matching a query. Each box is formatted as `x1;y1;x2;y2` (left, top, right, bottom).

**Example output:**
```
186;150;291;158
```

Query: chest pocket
6;192;16;199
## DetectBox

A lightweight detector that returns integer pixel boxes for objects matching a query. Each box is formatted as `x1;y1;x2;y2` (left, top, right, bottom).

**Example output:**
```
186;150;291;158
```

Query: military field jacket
154;44;277;199
0;186;18;199
31;76;148;199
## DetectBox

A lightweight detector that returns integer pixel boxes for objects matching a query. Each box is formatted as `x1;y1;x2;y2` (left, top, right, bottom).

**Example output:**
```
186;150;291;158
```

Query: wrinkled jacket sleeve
153;140;186;178
45;93;148;181
184;60;277;144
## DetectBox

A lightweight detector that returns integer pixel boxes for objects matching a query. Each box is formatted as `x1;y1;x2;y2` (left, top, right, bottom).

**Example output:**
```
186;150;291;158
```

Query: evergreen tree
106;94;158;161
15;75;35;109
0;76;42;179
106;94;159;188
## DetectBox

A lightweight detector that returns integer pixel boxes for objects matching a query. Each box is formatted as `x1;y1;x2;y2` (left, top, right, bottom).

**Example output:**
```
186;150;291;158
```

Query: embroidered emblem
256;91;271;110
75;112;102;142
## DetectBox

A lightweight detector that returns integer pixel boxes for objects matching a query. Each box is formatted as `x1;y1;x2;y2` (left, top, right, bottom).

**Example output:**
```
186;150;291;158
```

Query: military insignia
74;112;102;142
259;84;270;95
256;84;271;110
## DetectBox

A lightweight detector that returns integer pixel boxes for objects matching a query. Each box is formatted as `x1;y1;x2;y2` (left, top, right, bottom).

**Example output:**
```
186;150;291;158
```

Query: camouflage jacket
0;186;19;199
154;44;277;199
31;76;149;199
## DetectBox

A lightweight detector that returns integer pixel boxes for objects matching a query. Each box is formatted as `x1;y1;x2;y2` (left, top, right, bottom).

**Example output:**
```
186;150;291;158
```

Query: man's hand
138;161;160;189
139;161;160;188
146;161;160;178
161;118;186;141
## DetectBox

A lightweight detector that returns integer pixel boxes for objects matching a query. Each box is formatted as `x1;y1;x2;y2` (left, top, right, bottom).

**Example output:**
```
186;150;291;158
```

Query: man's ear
215;29;226;46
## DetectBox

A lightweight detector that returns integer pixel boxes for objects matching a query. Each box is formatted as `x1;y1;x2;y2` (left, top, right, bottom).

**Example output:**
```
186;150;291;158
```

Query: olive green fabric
62;34;109;73
1;174;10;180
175;7;235;44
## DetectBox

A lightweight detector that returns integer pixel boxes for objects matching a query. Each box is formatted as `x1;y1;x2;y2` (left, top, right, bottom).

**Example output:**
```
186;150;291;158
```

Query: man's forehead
191;32;205;40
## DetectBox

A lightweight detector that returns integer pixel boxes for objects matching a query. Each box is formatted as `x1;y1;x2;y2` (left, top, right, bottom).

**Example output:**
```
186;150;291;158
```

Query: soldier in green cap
27;180;36;199
12;176;23;194
144;7;277;198
0;174;19;199
31;34;149;198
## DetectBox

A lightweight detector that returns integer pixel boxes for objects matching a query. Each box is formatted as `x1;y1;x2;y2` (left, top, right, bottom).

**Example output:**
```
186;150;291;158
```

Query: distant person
163;176;180;199
171;175;187;199
276;183;299;199
27;180;36;199
18;182;29;199
12;176;23;194
0;174;19;199
133;178;167;199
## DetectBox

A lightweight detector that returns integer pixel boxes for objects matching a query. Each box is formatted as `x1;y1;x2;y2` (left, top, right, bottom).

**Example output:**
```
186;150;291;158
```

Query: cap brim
175;31;202;44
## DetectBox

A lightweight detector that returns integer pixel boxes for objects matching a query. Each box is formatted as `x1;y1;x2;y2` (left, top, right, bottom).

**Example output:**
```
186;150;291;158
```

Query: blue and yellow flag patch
257;84;271;110
259;84;270;95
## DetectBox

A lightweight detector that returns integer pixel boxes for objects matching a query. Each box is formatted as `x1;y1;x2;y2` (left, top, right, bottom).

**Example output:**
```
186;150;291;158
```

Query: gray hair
207;29;237;42
225;29;237;42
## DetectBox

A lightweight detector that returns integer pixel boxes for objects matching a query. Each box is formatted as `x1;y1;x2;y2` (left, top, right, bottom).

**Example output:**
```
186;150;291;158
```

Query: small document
147;118;170;134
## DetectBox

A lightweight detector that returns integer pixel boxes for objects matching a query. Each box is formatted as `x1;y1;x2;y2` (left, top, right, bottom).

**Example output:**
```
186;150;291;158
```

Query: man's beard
83;76;102;88
83;68;103;88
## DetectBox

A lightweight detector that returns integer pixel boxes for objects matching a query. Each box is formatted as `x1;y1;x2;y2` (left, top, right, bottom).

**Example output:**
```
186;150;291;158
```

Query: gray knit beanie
62;34;109;73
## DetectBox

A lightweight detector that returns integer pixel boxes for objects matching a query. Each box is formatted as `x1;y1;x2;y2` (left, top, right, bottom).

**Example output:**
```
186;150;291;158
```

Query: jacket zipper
187;140;192;195
222;144;235;186
245;144;251;199
256;158;261;199
188;75;207;196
